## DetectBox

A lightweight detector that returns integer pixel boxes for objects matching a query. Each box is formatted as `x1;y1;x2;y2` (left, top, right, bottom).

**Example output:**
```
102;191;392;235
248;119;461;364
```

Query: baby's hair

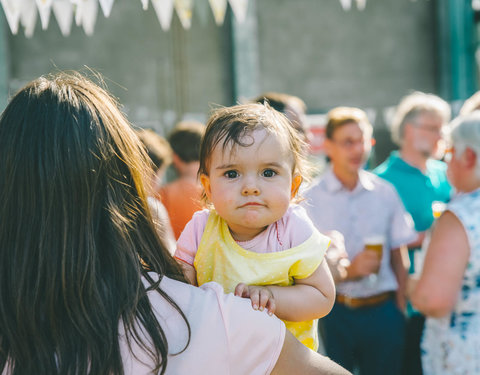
199;103;311;201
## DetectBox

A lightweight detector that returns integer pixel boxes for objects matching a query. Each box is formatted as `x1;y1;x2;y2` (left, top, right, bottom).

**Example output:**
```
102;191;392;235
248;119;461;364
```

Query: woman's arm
272;330;352;375
410;211;470;317
236;260;335;321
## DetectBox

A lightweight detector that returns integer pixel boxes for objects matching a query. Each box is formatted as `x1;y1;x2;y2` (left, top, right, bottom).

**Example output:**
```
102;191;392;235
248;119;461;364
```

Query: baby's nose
242;185;260;196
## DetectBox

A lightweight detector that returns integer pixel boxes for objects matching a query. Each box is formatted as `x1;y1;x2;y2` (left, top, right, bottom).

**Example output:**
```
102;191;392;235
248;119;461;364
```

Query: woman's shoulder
140;275;285;374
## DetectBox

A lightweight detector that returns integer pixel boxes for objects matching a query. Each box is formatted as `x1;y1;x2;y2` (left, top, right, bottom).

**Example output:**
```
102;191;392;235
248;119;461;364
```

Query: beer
364;235;384;274
432;201;446;219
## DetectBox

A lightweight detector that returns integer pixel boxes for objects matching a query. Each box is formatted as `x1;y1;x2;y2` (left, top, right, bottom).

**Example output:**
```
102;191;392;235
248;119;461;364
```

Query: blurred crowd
1;72;480;375
143;89;480;375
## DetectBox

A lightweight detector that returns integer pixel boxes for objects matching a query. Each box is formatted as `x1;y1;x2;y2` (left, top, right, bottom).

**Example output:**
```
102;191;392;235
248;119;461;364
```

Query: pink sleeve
281;204;317;247
174;209;209;265
203;282;286;374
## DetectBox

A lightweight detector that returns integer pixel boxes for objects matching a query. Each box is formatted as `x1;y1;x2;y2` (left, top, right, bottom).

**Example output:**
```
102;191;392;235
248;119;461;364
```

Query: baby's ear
291;174;302;198
200;174;212;200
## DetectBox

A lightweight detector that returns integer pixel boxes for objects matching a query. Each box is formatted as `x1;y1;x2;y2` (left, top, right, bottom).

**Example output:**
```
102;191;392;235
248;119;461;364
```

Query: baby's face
200;129;301;242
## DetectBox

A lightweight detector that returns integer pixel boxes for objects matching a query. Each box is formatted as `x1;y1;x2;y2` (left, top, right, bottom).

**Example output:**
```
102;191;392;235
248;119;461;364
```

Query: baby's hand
234;283;275;316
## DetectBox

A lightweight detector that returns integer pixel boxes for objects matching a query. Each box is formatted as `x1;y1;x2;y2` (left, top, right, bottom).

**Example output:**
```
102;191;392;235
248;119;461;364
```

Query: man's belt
336;291;394;309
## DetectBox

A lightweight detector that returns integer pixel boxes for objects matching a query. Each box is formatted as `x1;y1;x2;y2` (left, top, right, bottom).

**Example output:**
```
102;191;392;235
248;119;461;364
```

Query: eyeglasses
330;138;374;149
414;124;443;135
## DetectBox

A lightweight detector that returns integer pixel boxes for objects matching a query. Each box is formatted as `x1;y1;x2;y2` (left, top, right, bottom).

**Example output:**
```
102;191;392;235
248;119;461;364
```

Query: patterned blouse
421;188;480;375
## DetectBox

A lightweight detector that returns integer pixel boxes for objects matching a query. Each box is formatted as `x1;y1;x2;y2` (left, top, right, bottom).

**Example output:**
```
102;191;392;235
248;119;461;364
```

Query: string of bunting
0;0;249;37
1;0;470;37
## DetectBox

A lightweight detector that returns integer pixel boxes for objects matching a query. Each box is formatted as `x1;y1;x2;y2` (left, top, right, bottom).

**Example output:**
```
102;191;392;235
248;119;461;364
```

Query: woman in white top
0;72;350;375
411;112;480;374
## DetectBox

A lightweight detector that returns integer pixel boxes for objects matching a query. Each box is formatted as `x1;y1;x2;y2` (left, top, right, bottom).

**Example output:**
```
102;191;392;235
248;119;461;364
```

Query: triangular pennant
151;0;174;31
355;0;366;10
81;0;98;36
141;0;149;10
228;0;248;24
73;0;84;26
99;0;114;17
1;0;20;34
35;0;53;30
194;0;210;26
208;0;227;26
52;0;74;36
19;0;37;38
338;0;352;11
174;0;193;29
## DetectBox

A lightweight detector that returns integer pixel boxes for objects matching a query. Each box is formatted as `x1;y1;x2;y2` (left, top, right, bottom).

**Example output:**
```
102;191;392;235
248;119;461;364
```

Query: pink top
120;275;285;375
175;204;316;265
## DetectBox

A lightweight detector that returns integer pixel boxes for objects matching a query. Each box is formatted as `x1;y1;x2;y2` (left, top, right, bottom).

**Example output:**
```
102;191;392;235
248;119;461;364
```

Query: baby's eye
224;170;239;179
262;169;277;178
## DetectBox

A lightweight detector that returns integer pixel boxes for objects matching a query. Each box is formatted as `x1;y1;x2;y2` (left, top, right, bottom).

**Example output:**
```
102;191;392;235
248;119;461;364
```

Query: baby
175;103;335;350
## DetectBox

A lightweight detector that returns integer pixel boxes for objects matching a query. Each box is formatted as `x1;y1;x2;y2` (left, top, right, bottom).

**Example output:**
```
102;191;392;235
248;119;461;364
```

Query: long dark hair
0;73;189;374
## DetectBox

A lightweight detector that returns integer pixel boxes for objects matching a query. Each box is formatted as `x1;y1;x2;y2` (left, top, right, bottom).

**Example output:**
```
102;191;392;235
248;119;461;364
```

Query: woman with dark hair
0;72;350;375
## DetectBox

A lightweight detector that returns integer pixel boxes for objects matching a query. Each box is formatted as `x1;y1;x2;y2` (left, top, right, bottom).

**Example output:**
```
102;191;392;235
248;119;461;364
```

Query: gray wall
3;0;439;162
256;0;437;112
5;0;231;134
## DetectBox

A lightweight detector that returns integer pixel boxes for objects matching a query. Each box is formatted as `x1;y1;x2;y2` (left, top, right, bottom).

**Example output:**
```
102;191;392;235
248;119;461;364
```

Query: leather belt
336;291;394;309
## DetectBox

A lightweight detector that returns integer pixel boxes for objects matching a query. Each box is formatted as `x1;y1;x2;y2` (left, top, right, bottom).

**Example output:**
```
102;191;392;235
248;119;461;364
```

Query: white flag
356;0;366;10
140;0;149;10
52;0;74;36
174;0;193;29
208;0;227;26
338;0;352;11
151;0;174;31
20;0;37;38
35;0;53;30
228;0;248;24
99;0;114;17
82;0;98;36
1;0;20;34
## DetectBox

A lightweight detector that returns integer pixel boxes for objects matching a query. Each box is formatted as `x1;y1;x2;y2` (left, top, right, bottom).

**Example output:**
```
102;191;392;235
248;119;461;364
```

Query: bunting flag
19;0;37;38
74;0;84;26
52;0;74;36
339;0;367;11
0;0;428;37
174;0;193;29
338;0;352;11
151;0;174;31
228;0;248;24
99;0;114;17
35;0;53;30
81;0;98;36
1;0;20;34
209;0;227;26
140;0;149;10
355;0;367;10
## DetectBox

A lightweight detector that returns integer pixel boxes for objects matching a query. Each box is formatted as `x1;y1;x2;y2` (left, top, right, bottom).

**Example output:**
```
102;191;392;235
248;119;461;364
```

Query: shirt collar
389;151;426;175
324;166;375;193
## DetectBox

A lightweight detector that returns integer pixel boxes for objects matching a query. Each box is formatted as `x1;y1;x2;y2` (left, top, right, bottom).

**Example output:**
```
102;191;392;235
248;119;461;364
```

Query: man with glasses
374;92;452;375
304;107;416;375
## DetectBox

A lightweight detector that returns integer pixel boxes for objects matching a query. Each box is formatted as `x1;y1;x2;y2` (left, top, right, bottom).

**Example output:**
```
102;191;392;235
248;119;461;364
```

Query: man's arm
390;245;410;311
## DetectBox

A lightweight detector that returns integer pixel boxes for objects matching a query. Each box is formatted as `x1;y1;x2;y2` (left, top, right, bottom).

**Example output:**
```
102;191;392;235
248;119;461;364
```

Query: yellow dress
194;209;330;350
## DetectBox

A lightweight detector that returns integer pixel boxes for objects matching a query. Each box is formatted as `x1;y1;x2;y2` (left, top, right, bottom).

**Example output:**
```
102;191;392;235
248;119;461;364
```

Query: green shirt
374;151;452;233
